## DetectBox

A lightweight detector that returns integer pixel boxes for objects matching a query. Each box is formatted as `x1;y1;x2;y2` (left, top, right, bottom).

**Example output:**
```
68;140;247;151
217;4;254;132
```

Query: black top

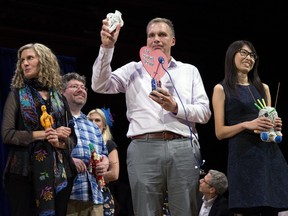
1;89;76;179
223;84;288;210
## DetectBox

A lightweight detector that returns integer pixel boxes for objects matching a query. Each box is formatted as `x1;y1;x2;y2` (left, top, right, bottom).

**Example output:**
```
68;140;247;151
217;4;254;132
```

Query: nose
246;54;252;59
246;54;256;61
22;59;29;65
153;35;161;42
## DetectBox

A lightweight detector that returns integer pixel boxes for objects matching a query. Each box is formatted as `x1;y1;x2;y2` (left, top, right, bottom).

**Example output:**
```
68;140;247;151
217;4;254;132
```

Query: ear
171;37;176;47
209;187;216;194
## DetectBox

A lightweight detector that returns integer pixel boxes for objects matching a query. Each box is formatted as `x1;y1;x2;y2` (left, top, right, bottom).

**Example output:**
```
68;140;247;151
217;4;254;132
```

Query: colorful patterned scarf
19;82;68;216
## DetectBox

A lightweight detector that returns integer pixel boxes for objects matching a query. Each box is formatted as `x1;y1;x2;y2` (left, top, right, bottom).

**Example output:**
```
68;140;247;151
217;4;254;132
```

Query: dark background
1;0;287;215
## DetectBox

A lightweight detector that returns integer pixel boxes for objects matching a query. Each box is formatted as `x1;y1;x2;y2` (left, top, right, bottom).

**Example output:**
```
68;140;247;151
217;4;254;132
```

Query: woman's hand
274;117;282;131
56;126;71;139
95;156;109;176
246;117;274;132
45;128;60;148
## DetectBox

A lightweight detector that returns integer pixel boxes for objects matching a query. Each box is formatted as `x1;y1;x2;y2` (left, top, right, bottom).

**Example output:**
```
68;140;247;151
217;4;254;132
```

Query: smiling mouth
75;94;85;98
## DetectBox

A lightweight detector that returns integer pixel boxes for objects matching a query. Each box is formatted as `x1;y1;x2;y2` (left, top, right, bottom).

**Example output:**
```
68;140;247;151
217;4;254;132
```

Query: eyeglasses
66;84;88;92
237;49;257;61
200;178;214;187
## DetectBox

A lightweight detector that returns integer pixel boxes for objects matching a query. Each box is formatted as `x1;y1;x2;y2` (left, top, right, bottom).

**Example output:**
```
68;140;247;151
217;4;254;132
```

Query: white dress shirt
92;46;211;138
199;195;218;216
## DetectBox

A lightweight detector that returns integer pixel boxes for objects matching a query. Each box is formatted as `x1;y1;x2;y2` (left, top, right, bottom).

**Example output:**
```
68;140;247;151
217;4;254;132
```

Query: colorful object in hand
254;99;282;143
139;46;168;82
88;143;106;189
40;105;54;129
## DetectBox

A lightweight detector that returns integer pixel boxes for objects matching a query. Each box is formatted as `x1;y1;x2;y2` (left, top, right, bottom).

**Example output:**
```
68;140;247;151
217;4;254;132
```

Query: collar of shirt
202;195;218;207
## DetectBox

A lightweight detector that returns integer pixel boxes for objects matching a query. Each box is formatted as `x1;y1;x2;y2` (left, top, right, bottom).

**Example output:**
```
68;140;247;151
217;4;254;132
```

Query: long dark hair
221;40;266;101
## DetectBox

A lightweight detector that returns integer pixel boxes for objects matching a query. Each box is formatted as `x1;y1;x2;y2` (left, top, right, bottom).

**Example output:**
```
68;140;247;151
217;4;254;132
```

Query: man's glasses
238;49;257;61
66;84;88;92
200;178;214;187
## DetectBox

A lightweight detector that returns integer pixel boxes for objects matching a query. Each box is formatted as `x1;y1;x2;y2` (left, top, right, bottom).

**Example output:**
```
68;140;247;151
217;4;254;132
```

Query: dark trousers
4;174;36;216
4;173;74;216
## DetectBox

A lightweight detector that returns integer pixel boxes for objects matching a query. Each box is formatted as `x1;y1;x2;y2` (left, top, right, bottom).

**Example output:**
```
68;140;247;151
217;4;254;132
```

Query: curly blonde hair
11;43;62;90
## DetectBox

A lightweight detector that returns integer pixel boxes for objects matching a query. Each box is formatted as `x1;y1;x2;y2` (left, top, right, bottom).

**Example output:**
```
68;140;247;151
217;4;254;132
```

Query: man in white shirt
91;16;211;216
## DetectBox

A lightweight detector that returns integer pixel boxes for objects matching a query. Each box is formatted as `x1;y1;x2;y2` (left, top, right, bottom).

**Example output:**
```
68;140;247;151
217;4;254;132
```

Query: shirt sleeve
1;90;33;146
91;46;115;92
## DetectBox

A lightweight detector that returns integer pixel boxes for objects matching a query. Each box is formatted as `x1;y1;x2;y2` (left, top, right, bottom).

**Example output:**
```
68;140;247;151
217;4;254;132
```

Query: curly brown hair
11;43;62;90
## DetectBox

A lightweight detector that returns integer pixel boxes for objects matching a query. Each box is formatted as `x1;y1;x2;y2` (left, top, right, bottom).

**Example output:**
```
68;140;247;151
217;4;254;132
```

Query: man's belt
131;131;185;140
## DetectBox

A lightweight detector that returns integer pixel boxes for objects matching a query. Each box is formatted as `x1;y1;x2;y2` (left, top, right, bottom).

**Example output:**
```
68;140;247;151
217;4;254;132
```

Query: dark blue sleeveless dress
224;84;288;210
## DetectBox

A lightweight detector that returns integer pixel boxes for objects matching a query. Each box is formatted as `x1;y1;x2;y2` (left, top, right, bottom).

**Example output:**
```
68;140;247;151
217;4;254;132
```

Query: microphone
157;56;203;169
158;56;165;64
151;56;165;91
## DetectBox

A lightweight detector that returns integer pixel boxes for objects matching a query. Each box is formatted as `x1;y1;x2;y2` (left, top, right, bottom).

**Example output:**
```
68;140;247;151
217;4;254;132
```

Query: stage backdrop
0;47;76;216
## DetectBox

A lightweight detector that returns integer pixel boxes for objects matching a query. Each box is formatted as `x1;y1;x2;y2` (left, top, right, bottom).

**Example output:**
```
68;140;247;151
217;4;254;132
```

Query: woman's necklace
246;85;257;103
246;85;268;110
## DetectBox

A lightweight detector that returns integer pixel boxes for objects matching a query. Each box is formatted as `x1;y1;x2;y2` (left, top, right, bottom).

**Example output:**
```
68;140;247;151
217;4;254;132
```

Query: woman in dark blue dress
212;40;288;216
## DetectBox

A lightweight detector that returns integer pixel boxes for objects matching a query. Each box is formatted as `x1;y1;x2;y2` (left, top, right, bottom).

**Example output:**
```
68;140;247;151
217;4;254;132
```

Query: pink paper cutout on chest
139;46;168;81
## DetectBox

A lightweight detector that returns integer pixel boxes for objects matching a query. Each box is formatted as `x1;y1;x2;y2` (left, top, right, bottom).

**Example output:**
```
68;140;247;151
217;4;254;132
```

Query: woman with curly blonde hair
11;43;62;89
2;43;76;216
